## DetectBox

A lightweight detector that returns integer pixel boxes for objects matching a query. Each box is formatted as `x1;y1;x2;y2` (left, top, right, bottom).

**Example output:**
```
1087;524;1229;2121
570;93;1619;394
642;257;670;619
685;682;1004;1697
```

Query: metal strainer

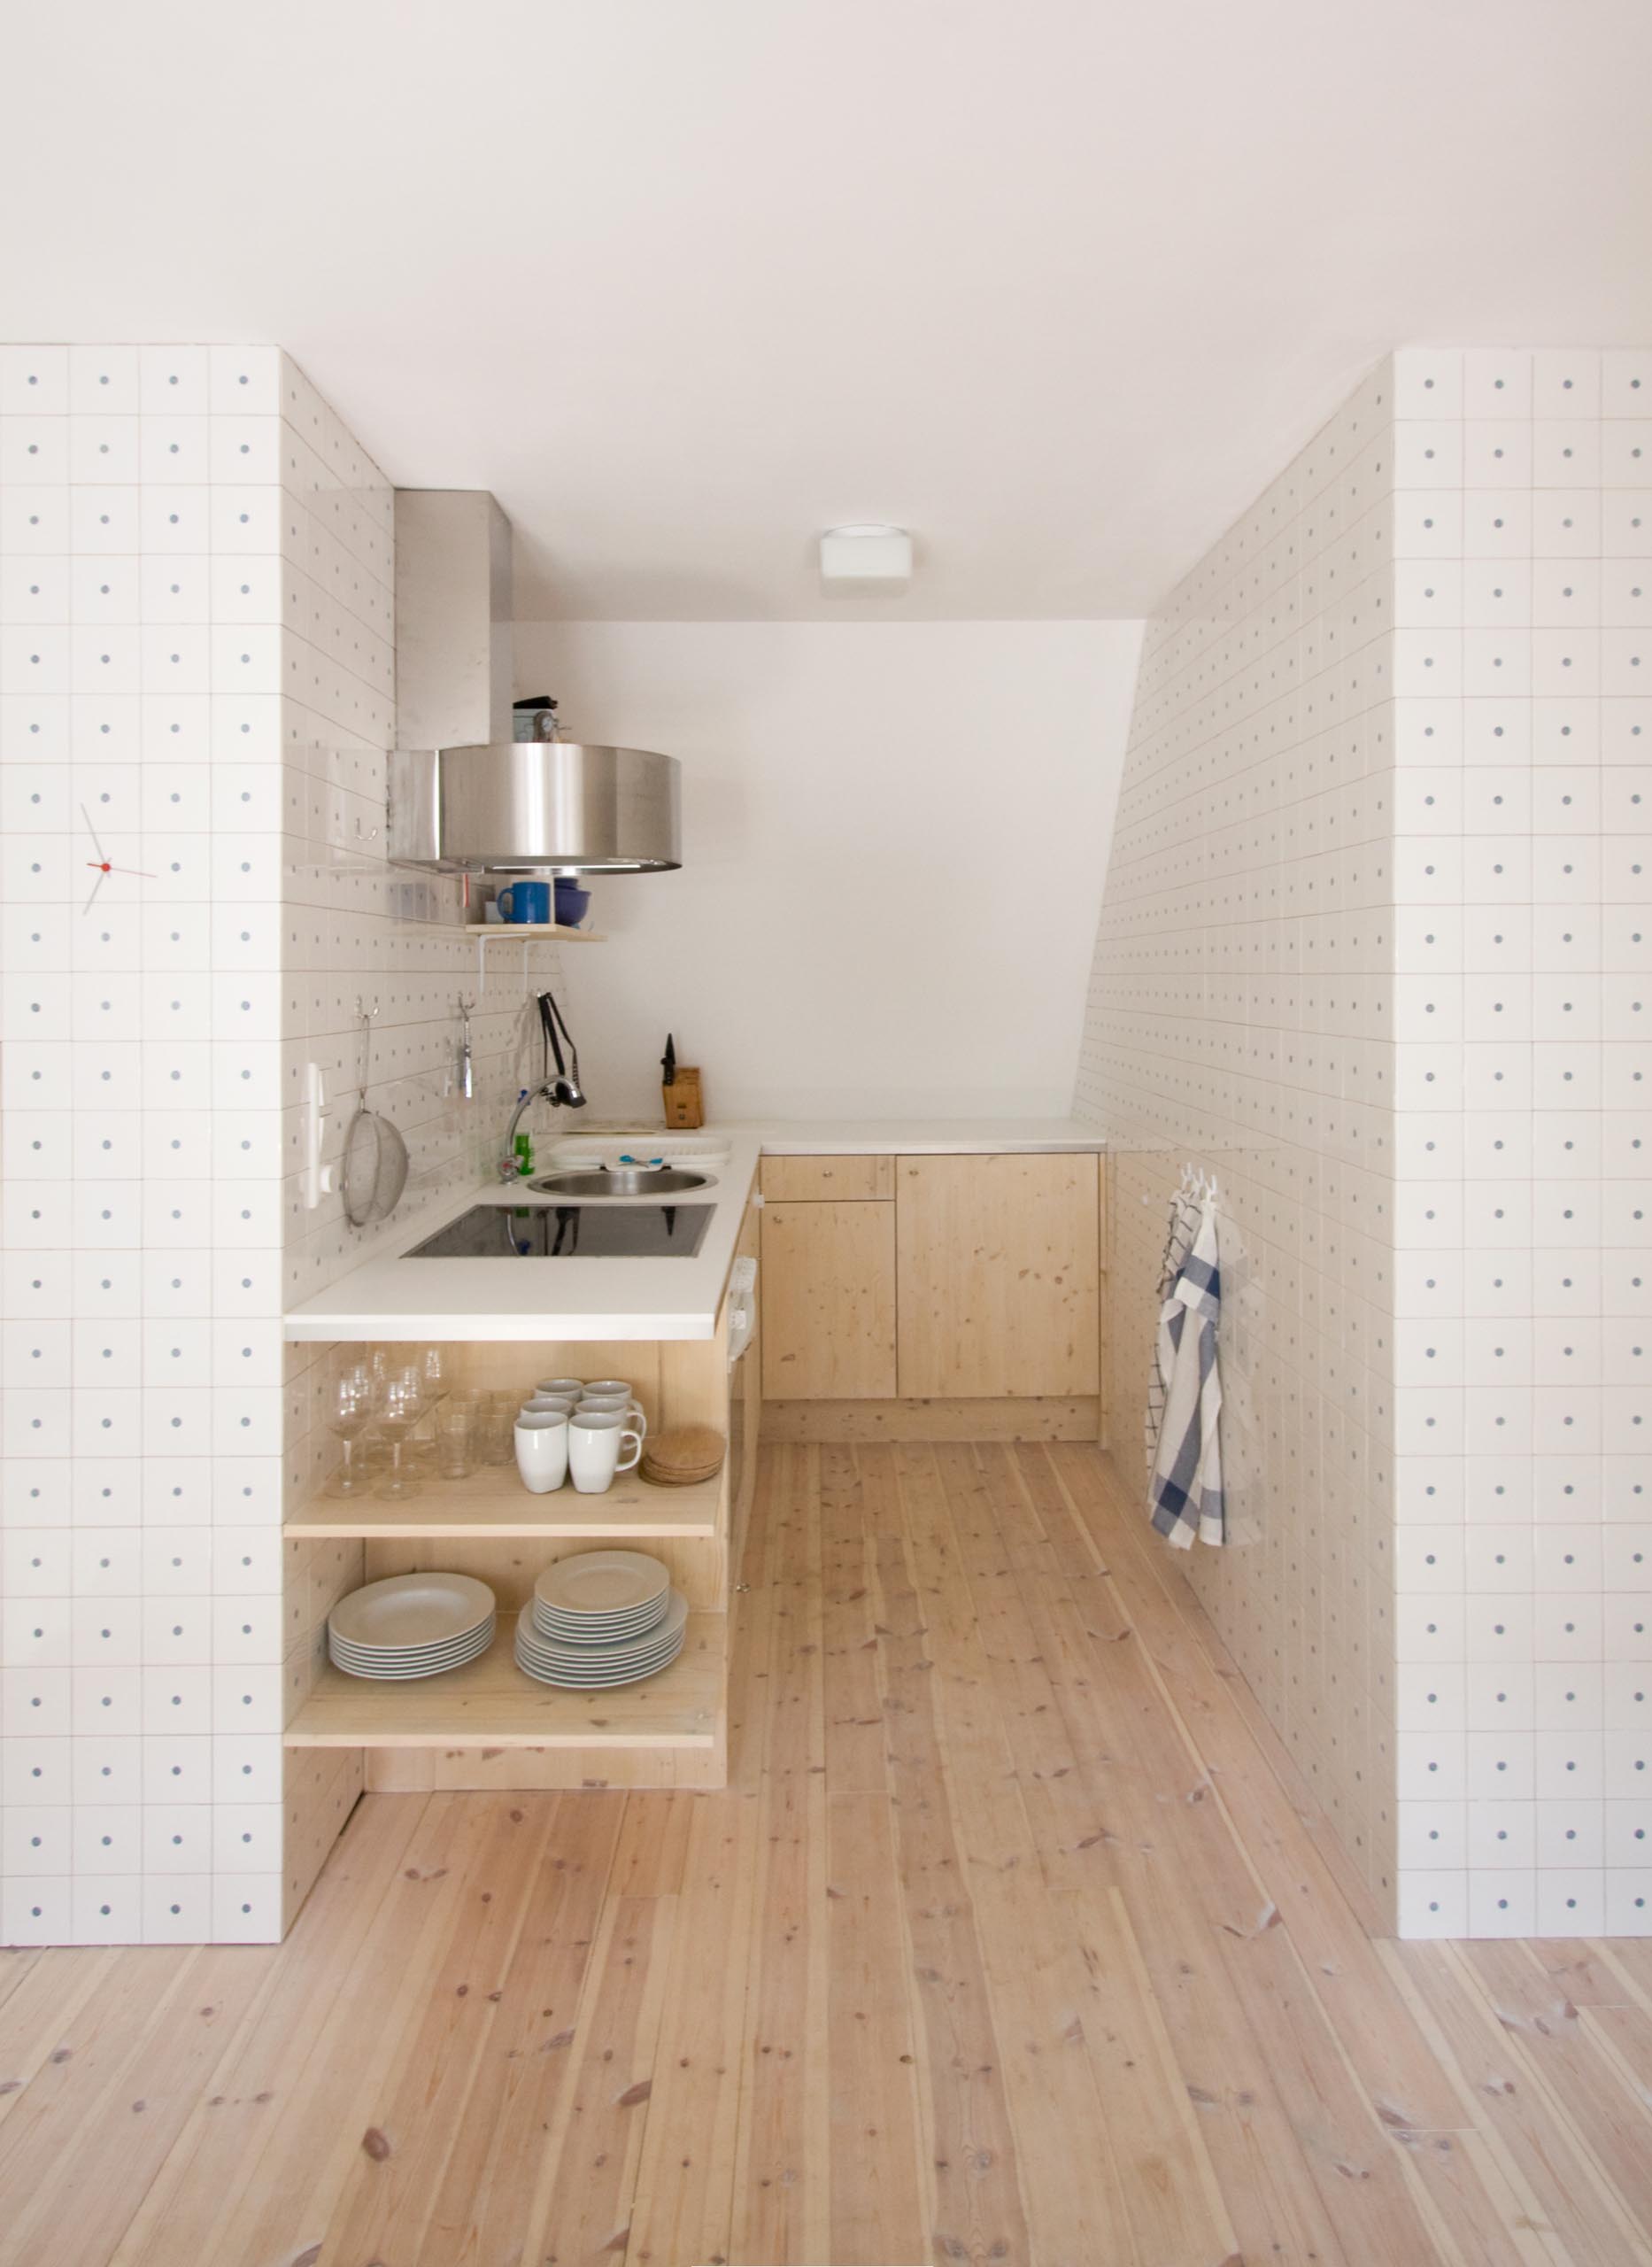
340;1002;409;1228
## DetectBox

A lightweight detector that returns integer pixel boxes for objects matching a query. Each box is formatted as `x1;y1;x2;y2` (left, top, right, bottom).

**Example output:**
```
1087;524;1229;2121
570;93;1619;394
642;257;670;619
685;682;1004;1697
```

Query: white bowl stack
328;1573;497;1680
515;1550;687;1687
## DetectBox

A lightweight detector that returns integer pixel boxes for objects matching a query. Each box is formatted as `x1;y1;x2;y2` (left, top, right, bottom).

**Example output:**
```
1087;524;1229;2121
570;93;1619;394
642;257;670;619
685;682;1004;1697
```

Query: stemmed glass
324;1362;375;1497
374;1369;426;1500
359;1346;392;1468
408;1343;448;1473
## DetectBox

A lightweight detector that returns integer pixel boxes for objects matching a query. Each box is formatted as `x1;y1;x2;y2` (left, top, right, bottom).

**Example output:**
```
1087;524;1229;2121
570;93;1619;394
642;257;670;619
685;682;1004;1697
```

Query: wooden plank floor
7;1442;1652;2265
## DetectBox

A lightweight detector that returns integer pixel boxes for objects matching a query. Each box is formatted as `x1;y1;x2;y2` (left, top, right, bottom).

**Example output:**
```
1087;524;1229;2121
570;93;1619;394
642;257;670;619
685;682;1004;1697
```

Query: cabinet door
760;1202;897;1400
896;1154;1099;1397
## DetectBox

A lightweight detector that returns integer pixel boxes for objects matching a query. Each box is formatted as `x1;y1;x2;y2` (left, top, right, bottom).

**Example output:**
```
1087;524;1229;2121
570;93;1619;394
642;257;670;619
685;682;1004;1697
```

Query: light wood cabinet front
760;1200;897;1399
896;1153;1100;1398
760;1153;894;1202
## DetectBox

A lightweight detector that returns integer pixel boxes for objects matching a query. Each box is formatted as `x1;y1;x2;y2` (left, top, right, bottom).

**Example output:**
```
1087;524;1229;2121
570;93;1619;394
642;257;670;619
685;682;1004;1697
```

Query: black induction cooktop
404;1203;714;1260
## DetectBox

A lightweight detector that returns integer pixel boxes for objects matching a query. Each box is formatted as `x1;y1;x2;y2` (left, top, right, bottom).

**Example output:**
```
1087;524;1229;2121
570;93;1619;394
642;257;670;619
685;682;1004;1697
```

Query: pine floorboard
4;1441;1652;2265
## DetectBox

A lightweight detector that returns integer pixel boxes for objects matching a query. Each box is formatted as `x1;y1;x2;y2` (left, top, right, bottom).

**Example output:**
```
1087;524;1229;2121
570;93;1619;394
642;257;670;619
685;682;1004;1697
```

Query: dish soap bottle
513;1093;536;1178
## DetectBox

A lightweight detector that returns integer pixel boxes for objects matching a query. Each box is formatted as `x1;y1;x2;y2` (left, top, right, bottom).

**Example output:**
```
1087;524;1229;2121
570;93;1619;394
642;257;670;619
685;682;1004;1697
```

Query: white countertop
741;1117;1104;1156
282;1118;1105;1344
284;1138;763;1344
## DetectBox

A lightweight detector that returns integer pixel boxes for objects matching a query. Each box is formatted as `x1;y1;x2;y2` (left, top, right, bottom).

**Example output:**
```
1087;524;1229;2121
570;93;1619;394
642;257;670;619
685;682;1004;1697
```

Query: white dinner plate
514;1621;682;1667
516;1591;687;1666
534;1551;669;1620
534;1592;668;1623
513;1636;685;1689
330;1572;497;1651
530;1606;668;1643
329;1627;494;1681
328;1629;495;1668
326;1632;494;1668
512;1632;679;1686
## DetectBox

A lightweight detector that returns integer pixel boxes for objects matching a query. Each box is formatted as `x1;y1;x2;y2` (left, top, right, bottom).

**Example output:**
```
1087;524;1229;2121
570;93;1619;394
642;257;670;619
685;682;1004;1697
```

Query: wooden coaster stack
640;1423;726;1488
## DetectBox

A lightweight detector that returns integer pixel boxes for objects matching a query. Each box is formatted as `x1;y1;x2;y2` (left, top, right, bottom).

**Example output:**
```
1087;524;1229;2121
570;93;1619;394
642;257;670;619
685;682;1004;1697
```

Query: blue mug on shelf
496;880;551;925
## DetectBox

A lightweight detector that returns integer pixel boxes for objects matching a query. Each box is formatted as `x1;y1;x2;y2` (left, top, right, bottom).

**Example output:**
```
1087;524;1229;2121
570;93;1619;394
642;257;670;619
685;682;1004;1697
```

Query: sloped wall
1082;344;1652;1939
1077;362;1404;1919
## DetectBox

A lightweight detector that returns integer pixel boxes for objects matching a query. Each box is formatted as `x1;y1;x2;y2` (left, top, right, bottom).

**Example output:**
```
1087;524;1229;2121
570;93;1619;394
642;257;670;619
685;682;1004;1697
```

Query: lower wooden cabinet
896;1153;1099;1397
760;1199;897;1399
758;1151;1100;1410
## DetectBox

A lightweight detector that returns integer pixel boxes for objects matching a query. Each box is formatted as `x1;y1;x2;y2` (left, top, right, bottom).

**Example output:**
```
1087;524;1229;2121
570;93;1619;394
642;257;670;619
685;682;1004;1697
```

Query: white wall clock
80;801;151;913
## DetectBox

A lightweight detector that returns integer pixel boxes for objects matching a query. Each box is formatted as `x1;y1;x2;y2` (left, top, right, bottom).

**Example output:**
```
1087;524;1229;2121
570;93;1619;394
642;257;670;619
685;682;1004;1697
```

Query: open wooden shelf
472;921;603;943
283;1612;722;1749
473;922;603;994
283;1464;722;1541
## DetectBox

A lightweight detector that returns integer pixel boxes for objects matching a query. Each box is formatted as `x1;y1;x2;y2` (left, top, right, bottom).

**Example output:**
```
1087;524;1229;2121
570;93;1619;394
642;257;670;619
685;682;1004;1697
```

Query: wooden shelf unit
281;1200;762;1884
284;1612;722;1750
283;1463;722;1542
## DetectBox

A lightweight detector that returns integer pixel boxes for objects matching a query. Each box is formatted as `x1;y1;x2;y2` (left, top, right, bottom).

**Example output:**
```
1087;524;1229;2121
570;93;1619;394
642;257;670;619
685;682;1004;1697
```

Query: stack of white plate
514;1550;687;1687
328;1573;496;1681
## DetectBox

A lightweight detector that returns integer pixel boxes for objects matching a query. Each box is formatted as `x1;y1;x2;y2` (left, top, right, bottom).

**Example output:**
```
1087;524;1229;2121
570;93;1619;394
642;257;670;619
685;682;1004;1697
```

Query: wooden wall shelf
473;923;603;994
283;1613;722;1750
283;1463;722;1542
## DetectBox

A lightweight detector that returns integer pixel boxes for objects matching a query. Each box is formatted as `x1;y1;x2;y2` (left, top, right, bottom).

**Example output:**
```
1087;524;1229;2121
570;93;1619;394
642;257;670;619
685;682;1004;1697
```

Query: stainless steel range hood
387;489;681;876
388;739;681;873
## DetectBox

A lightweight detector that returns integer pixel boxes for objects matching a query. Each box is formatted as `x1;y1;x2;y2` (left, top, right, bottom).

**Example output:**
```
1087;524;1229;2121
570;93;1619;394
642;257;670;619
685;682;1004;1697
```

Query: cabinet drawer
760;1154;894;1203
760;1201;897;1400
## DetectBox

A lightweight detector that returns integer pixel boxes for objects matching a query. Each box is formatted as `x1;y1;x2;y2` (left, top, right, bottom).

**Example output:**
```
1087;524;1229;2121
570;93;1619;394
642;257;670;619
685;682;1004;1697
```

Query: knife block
662;1067;704;1129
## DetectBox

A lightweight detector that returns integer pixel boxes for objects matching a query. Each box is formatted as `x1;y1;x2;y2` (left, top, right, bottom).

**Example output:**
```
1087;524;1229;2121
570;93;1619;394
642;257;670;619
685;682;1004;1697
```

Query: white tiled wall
0;342;561;1944
1080;344;1652;1939
2;344;298;1945
1078;360;1403;1919
1378;346;1652;1940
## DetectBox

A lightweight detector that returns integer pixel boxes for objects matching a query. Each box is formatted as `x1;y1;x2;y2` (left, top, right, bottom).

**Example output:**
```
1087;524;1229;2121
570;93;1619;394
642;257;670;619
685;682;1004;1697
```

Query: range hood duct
389;488;681;876
388;740;681;874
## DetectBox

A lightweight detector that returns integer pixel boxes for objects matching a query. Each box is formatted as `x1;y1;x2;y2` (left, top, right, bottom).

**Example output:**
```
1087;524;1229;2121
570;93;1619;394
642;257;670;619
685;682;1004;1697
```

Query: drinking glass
324;1363;374;1497
436;1406;474;1481
374;1371;426;1499
487;1391;519;1466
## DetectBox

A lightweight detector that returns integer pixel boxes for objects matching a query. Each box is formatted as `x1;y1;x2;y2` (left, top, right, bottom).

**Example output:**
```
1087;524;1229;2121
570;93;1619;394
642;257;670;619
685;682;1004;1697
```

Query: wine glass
324;1363;374;1497
409;1343;448;1472
373;1370;425;1499
359;1346;392;1467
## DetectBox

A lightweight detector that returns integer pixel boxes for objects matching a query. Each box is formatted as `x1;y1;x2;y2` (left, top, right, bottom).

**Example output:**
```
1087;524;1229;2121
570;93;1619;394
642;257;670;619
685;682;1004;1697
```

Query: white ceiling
4;0;1651;619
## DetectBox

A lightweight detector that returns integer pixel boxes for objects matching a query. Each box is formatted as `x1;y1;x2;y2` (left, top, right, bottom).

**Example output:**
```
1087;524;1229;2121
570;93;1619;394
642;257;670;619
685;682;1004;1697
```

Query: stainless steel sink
527;1166;712;1197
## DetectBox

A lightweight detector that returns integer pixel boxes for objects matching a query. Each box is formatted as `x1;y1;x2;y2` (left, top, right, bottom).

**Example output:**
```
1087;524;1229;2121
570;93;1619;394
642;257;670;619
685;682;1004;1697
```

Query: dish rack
547;1132;731;1172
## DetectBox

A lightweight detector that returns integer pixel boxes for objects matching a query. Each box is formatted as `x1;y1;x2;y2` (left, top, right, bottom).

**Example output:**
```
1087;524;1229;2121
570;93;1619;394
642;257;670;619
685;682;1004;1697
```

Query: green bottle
513;1130;535;1177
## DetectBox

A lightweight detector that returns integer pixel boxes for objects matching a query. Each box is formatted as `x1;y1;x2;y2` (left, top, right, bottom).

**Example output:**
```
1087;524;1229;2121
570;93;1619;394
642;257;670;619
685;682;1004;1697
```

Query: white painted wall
513;621;1142;1123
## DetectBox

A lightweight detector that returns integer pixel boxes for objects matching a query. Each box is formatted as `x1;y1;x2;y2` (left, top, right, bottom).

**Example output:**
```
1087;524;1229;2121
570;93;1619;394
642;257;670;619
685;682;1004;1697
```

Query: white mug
580;1389;647;1438
537;1376;585;1398
513;1411;569;1494
521;1392;578;1417
567;1409;643;1494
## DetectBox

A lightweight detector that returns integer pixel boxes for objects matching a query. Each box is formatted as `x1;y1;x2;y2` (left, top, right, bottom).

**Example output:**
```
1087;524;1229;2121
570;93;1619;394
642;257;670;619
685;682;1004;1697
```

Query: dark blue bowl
554;878;591;928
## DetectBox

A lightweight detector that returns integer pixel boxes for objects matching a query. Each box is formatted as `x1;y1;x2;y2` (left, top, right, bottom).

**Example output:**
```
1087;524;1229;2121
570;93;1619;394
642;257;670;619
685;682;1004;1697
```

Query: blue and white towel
1148;1198;1225;1549
1144;1188;1200;1473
